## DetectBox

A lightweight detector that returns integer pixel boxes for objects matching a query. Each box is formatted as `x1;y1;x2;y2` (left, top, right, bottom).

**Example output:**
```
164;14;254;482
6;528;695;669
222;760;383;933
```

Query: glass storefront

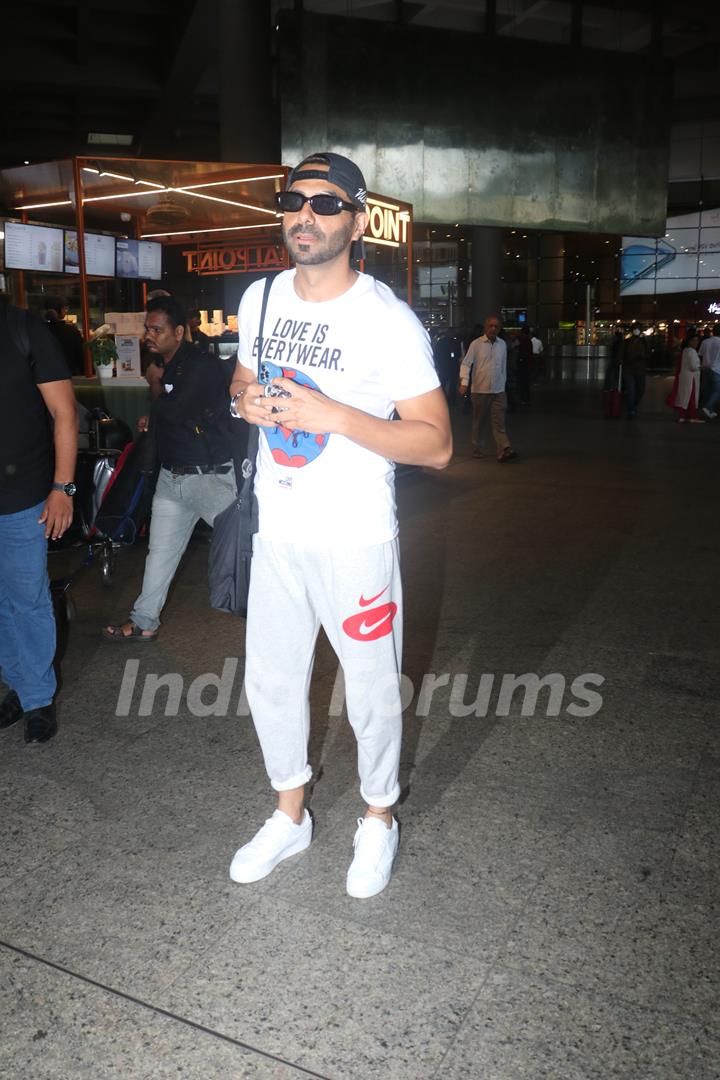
411;192;720;362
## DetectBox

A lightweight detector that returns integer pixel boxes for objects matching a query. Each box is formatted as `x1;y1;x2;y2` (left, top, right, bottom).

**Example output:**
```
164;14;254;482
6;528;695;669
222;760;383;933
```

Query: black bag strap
236;274;274;495
256;273;273;379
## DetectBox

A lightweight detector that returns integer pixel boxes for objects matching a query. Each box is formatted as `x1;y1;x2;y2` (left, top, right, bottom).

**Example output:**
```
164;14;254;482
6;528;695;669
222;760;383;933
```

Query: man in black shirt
0;298;78;744
102;297;234;642
44;296;86;376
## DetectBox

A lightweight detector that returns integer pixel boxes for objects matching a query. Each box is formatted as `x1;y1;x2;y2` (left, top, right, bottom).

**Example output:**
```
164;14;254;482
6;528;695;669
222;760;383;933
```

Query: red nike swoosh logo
342;602;397;642
359;586;389;607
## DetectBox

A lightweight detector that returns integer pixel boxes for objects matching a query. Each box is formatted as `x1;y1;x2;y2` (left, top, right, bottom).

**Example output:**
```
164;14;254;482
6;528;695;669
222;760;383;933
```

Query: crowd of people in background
34;294;720;434
433;318;549;462
432;320;544;414
434;316;720;427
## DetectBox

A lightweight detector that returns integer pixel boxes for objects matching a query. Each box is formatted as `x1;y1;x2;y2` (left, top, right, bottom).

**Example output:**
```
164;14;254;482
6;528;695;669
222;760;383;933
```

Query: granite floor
1;376;718;1079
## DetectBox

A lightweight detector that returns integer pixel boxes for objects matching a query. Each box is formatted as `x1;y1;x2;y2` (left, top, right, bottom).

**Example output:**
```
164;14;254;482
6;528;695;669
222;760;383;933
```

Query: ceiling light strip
181;174;285;191
14;199;73;210
83;188;170;203
172;188;277;215
98;170;136;183
141;222;282;238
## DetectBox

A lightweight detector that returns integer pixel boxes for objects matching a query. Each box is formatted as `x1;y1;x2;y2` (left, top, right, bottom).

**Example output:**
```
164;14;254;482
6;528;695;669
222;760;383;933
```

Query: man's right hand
233;380;289;429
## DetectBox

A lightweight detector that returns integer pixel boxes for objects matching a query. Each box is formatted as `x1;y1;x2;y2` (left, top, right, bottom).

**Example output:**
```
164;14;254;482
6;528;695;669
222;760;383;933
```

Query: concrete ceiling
2;0;717;169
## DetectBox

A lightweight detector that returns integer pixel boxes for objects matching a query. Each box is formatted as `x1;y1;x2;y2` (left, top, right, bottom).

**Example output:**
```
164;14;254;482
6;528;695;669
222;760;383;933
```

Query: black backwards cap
286;152;368;210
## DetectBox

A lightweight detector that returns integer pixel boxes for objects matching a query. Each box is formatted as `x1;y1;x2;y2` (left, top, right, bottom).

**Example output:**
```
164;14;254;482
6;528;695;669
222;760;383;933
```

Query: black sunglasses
275;190;358;216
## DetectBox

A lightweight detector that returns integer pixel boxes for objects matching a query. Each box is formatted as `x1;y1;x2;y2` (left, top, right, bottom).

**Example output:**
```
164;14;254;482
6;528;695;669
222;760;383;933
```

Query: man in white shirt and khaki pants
459;315;517;462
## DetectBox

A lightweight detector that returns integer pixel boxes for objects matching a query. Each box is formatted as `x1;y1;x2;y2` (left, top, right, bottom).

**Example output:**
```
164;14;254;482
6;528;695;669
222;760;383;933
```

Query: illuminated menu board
64;231;116;277
4;221;64;272
116;239;162;280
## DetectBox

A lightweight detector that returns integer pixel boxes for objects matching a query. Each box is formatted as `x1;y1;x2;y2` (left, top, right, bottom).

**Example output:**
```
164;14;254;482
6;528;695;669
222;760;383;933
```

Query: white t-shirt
699;335;720;375
237;270;439;546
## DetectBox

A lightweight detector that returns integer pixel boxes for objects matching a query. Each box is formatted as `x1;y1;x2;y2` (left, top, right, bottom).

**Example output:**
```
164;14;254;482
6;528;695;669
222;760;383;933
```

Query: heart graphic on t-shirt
260;361;329;469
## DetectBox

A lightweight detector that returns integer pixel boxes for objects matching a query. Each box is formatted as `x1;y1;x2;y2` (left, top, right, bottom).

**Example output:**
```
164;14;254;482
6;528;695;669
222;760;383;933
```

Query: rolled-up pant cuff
270;765;313;792
360;782;400;809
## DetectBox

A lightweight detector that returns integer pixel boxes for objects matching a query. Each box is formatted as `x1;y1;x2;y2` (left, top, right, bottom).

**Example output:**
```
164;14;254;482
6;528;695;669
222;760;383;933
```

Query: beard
284;216;356;266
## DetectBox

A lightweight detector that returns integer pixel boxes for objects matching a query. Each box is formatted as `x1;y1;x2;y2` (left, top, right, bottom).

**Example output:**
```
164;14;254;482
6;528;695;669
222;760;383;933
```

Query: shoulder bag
208;275;273;616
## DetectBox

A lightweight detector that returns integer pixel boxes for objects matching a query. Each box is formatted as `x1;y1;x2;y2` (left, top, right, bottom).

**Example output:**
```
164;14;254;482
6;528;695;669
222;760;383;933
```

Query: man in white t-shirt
227;152;452;898
530;329;544;380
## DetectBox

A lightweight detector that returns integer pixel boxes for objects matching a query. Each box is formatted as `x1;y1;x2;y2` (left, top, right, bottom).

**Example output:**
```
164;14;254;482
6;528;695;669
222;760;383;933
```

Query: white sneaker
229;809;312;883
346;816;399;899
701;407;717;420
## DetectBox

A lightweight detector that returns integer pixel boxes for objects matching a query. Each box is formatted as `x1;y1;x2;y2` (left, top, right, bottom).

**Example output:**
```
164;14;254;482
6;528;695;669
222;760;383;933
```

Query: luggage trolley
49;410;134;607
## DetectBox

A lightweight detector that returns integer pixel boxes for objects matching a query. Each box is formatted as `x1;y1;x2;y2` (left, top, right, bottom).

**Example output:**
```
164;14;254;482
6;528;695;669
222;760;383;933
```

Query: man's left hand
39;491;74;540
270;377;344;435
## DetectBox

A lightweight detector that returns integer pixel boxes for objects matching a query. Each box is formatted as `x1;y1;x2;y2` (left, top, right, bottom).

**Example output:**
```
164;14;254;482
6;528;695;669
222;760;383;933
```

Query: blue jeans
0;501;56;711
704;370;720;413
130;466;236;632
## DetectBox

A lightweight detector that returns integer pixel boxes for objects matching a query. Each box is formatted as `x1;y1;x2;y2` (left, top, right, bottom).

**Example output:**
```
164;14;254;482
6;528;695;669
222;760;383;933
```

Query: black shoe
24;704;57;745
0;690;23;730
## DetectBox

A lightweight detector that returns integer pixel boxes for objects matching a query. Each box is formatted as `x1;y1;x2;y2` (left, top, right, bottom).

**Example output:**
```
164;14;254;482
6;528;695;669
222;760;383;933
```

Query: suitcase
603;362;623;418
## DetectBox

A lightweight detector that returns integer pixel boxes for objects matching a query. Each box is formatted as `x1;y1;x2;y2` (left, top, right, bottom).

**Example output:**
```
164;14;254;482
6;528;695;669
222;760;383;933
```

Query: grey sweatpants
244;537;403;807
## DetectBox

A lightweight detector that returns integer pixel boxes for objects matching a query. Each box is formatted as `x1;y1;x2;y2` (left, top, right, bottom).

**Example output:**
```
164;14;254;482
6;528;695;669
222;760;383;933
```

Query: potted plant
88;324;118;382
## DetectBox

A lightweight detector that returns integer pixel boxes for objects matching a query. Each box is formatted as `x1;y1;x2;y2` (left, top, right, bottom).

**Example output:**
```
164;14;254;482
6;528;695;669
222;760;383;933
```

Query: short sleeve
382;300;440;404
237;280;264;372
27;313;72;384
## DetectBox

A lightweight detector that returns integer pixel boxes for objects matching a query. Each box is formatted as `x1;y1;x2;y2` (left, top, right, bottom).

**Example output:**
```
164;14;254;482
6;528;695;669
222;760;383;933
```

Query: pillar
218;0;278;318
219;0;277;164
470;226;503;328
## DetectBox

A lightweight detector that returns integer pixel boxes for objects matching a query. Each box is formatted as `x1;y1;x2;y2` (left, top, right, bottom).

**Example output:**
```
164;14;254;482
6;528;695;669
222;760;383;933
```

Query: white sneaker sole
229;826;312;884
346;872;393;899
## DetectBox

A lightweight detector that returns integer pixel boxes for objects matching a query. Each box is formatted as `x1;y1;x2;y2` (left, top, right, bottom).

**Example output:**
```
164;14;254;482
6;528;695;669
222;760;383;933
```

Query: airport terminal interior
1;2;719;1078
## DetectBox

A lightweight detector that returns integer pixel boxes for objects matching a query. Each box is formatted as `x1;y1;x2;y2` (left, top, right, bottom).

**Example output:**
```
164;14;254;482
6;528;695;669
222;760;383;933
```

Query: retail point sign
182;200;410;273
184;241;286;276
709;301;720;316
365;198;410;248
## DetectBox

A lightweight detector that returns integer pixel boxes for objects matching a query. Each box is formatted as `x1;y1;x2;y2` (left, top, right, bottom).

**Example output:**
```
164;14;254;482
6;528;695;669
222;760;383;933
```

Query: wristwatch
52;482;77;496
